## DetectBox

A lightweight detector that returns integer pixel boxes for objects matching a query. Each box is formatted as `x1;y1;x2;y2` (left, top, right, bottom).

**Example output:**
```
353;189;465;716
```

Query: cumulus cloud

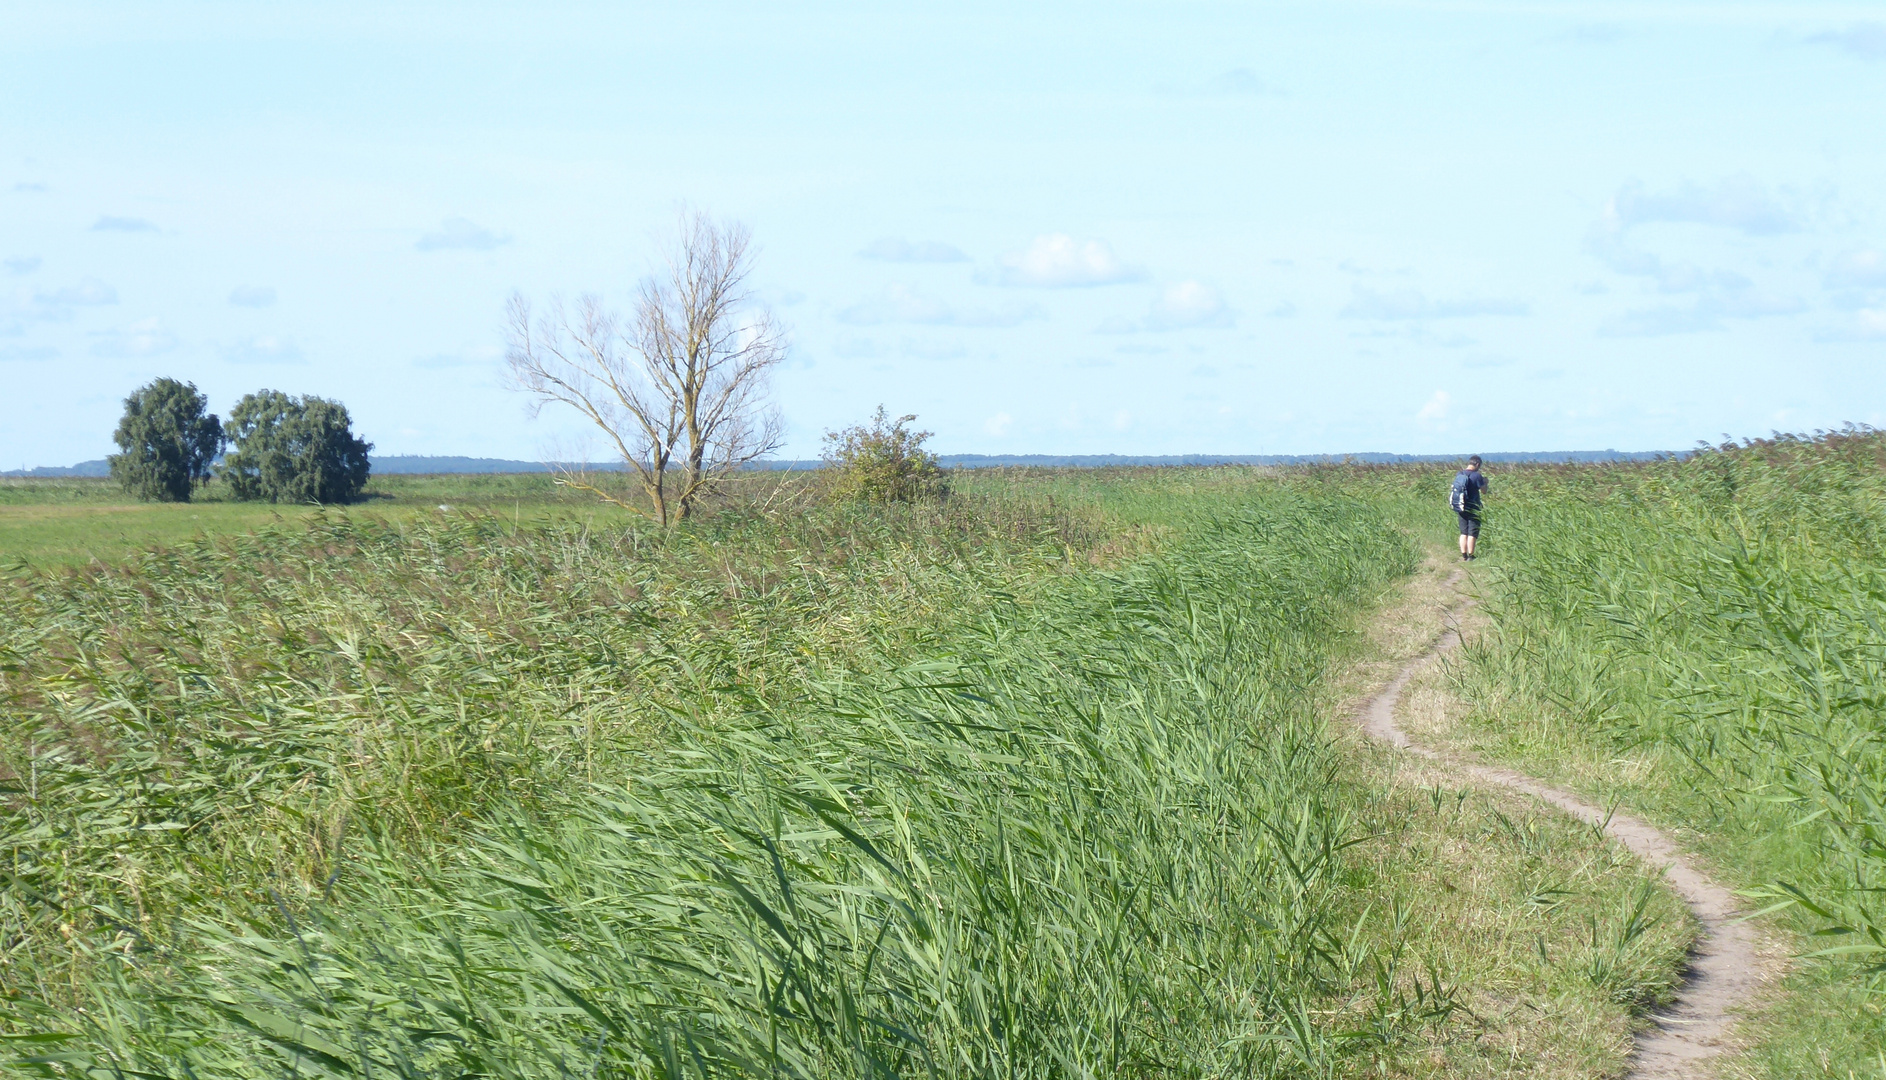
5;256;40;275
91;215;159;232
1148;282;1233;330
1100;281;1236;333
1808;23;1886;62
416;217;511;252
1416;391;1451;426
838;284;1042;327
1826;249;1886;289
1604;176;1798;235
1341;286;1527;320
858;238;969;262
0;345;58;362
992;234;1145;287
36;277;117;306
983;412;1013;437
223;336;305;364
229;285;277;307
91;317;178;357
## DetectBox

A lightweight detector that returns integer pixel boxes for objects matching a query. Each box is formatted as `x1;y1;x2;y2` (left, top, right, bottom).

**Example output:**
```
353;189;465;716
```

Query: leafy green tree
821;406;948;503
221;390;373;503
107;378;224;502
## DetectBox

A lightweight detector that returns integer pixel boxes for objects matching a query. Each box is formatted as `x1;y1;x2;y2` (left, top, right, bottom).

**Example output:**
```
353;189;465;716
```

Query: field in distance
0;472;648;567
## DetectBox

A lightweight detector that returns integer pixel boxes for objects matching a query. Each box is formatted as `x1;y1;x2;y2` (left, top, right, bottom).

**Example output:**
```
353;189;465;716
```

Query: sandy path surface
1357;572;1775;1080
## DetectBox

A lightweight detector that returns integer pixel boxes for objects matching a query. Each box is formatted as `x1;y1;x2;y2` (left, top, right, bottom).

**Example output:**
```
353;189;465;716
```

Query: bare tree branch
504;209;788;525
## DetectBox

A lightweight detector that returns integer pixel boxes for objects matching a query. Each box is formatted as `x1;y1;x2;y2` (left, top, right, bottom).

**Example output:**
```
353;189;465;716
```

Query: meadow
3;455;1869;1076
0;473;638;569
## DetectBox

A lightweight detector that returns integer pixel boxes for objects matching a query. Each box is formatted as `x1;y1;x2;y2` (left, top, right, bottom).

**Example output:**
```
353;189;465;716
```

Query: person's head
1467;455;1482;471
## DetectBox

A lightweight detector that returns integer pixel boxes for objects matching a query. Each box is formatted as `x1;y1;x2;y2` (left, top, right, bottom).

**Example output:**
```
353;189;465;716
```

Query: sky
3;1;1885;468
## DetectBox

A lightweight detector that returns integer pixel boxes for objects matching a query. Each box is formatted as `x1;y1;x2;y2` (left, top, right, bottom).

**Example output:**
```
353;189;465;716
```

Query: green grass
1430;431;1886;1077
0;473;637;569
0;462;1738;1076
3;467;1469;1077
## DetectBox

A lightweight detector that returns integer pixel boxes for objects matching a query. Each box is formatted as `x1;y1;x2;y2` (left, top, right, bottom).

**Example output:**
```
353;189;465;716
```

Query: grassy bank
1432;431;1886;1077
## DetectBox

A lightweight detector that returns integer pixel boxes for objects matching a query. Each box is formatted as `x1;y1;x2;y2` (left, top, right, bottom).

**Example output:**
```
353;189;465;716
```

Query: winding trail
1357;572;1772;1080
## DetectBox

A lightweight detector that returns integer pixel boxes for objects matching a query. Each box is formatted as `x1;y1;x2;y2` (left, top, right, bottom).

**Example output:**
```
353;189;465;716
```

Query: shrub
107;378;224;502
221;389;373;503
821;405;947;502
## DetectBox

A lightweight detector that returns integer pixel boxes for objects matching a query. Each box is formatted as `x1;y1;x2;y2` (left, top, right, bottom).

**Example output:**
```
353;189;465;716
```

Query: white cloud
992;234;1145;287
1111;409;1131;431
1149;281;1234;330
1814;309;1886;342
1341;286;1527;320
0;345;58;362
223;335;304;364
4;256;40;275
229;285;277;307
1808;23;1886;62
1100;281;1236;333
1598;273;1806;336
1827;249;1886;289
1416;391;1451;426
416;217;511;252
1604;176;1798;235
858;238;969;262
91;317;178;357
91;215;158;232
36;277;118;306
837;284;1041;327
983;412;1013;437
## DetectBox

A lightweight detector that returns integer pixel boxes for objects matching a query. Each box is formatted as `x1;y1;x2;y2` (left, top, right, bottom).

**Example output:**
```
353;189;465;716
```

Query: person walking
1450;455;1489;560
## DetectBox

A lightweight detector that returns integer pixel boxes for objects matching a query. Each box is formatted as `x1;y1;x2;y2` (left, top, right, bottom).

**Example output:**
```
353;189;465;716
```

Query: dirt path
1358;572;1772;1080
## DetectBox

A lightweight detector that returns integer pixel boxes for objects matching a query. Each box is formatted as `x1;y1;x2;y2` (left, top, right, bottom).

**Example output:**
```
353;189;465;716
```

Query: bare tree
505;210;788;525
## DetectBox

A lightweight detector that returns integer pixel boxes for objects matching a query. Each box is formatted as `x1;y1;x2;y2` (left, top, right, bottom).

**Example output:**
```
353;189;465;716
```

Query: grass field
4;453;1876;1076
0;473;642;569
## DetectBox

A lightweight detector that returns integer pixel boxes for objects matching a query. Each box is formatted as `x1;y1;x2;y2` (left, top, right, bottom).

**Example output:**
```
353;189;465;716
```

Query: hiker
1450;455;1489;560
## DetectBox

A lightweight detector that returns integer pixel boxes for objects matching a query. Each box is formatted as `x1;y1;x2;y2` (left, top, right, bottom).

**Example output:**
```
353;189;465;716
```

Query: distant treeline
3;448;1680;479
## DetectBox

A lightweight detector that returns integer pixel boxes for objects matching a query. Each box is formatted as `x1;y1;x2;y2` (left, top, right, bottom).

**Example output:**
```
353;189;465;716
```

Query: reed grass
1;468;1461;1077
1440;429;1886;1075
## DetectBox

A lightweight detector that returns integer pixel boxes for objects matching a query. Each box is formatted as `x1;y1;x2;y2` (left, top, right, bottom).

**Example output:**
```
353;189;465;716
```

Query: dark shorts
1456;511;1481;537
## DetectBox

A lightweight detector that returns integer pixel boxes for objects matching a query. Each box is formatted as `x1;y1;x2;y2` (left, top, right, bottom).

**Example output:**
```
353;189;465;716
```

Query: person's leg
1464;514;1480;558
1465;533;1476;557
1458;513;1471;558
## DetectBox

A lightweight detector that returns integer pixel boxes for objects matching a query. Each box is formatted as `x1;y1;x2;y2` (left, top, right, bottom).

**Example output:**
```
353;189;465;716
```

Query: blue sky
4;1;1884;467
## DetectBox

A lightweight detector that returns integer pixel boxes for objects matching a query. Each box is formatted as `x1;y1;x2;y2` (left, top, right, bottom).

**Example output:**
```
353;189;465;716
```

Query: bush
107;377;224;502
221;390;373;503
821;406;948;503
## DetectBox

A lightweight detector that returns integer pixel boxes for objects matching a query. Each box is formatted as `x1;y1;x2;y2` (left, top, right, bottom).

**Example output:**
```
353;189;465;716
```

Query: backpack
1449;471;1473;512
